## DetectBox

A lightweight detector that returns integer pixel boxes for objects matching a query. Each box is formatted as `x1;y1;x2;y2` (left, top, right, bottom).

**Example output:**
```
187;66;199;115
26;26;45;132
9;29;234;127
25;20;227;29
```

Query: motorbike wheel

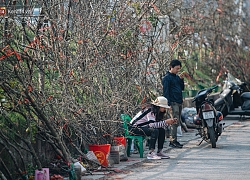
208;127;216;148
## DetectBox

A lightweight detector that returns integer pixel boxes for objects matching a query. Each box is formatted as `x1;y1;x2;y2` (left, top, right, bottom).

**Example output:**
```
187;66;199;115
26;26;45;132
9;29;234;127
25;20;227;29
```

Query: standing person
162;59;185;148
130;96;177;160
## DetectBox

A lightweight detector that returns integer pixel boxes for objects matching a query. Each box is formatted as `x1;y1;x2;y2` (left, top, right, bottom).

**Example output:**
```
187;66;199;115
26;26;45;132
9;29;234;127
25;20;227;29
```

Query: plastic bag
177;126;182;137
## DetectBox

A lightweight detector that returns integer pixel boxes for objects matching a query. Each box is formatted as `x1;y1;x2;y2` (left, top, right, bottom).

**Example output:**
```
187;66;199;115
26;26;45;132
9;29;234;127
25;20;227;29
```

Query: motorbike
214;73;250;119
192;85;224;148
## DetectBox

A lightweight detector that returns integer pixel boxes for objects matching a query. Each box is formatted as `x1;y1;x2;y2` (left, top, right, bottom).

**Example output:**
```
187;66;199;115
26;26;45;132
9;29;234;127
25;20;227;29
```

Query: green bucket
188;90;198;97
182;91;188;98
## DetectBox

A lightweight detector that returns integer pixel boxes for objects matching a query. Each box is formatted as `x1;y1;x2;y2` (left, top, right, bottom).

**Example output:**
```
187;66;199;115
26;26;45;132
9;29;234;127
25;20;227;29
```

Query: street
90;117;250;180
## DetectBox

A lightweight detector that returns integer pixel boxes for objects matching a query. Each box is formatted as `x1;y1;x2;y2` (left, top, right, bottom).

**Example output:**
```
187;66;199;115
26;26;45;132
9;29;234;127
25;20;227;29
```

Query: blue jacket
162;71;184;105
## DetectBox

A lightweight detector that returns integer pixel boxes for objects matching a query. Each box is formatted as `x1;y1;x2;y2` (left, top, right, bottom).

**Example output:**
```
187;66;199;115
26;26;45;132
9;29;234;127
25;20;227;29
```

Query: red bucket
113;137;126;147
88;144;111;167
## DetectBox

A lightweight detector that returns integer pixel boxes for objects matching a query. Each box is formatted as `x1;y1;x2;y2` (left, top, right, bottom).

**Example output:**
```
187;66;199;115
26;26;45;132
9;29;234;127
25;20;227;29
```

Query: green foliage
26;163;38;177
131;2;141;15
181;58;214;90
0;87;4;100
148;14;158;27
195;69;212;82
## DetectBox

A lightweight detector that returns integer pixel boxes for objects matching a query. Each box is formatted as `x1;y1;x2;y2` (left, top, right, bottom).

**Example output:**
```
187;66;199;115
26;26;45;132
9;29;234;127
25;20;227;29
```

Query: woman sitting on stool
130;96;177;160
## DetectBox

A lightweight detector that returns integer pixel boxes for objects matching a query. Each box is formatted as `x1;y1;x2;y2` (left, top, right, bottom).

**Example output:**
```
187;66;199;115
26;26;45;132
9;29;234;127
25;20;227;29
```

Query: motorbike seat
241;92;250;100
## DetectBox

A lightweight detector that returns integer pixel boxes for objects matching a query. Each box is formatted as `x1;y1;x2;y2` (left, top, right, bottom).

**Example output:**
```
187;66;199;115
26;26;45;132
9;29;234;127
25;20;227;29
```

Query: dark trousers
169;102;182;142
129;126;165;150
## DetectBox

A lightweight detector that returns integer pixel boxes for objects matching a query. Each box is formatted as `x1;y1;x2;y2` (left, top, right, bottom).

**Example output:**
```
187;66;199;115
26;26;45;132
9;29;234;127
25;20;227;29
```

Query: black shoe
169;141;183;148
176;141;183;147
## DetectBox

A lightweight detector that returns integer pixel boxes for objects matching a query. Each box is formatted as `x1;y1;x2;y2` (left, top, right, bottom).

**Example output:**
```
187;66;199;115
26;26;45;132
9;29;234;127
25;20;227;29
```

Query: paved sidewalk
81;117;239;180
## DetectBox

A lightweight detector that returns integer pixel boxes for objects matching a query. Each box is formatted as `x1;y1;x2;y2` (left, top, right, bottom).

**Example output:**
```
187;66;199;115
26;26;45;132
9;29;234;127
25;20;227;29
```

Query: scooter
214;73;250;119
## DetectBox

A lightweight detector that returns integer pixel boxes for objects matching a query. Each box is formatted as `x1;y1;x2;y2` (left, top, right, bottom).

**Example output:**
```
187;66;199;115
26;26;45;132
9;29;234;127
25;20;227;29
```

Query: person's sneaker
147;152;161;160
176;141;183;147
157;151;170;159
169;141;183;148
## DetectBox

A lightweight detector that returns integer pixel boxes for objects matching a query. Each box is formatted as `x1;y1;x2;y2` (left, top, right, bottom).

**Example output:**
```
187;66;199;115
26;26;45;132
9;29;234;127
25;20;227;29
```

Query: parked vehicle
214;73;250;119
192;86;224;148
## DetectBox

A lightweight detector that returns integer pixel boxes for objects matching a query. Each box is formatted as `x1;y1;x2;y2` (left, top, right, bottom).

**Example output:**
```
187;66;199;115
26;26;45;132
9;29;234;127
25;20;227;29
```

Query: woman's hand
165;118;178;125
